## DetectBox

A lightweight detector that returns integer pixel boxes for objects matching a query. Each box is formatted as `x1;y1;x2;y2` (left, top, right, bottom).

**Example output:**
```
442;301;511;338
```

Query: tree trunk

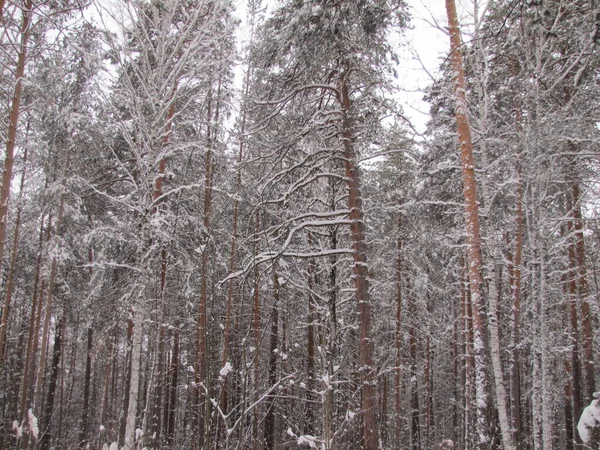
0;142;28;364
124;301;144;450
0;0;33;277
78;327;93;448
264;269;279;450
570;170;595;400
339;71;378;450
488;263;517;450
119;313;134;446
409;290;421;450
39;313;64;450
165;330;179;447
509;166;524;447
305;246;316;436
395;215;403;446
444;0;491;446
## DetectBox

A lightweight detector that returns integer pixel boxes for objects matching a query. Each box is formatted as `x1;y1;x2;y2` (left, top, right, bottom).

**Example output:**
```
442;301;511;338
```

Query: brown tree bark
339;70;378;450
444;0;492;446
0;0;33;278
39;313;65;450
0;142;28;363
570;174;595;400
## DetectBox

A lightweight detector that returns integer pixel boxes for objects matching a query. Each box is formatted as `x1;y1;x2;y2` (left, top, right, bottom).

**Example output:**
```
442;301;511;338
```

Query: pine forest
0;0;599;448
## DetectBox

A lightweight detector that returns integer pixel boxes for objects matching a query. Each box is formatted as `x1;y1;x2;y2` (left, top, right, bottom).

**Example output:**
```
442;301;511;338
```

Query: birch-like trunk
487;263;516;450
124;300;145;449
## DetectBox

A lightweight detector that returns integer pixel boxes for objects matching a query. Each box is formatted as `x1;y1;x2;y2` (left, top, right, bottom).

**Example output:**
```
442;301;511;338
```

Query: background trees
0;0;598;449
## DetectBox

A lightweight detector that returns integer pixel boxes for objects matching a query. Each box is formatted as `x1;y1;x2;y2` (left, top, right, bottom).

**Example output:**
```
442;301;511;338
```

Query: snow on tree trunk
444;0;491;446
124;302;145;450
340;72;379;450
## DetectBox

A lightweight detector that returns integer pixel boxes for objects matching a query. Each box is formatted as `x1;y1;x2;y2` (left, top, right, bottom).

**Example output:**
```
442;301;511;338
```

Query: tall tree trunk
409;289;420;450
463;269;474;450
77;327;93;448
339;70;378;450
444;1;491;446
33;174;69;414
395;215;403;446
488;263;516;450
305;245;316;436
264;269;279;450
509;165;524;447
124;300;145;450
165;330;179;447
0;139;28;364
119;313;134;446
39;313;64;450
0;0;33;277
570;169;595;400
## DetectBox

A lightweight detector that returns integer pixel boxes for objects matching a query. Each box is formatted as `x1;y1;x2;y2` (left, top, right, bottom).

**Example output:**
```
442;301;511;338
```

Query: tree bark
77;327;93;448
395;215;403;446
0;142;28;364
0;0;33;277
339;70;378;450
444;0;491;446
39;313;64;450
264;269;279;450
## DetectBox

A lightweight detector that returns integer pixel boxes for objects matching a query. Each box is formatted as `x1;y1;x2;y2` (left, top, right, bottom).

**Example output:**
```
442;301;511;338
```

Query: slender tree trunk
19;214;46;418
564;360;574;450
0;0;33;277
444;1;491;446
34;177;69;414
0;140;28;364
306;245;316;436
509;165;524;447
264;269;279;450
567;216;584;423
77;327;93;448
463;269;474;450
570;171;595;400
488;263;516;450
339;71;378;450
395;215;403;446
39;313;64;450
124;300;145;450
119;314;134;446
409;290;420;450
166;330;179;447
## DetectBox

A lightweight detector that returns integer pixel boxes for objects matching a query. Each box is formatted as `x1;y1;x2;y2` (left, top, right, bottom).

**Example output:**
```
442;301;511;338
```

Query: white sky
398;0;483;135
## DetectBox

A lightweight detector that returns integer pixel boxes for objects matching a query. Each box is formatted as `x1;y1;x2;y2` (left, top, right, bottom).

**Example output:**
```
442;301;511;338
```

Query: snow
109;443;118;450
297;434;318;448
28;409;39;440
346;410;356;421
220;361;233;378
135;428;143;441
12;420;22;439
100;424;105;432
578;398;600;443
